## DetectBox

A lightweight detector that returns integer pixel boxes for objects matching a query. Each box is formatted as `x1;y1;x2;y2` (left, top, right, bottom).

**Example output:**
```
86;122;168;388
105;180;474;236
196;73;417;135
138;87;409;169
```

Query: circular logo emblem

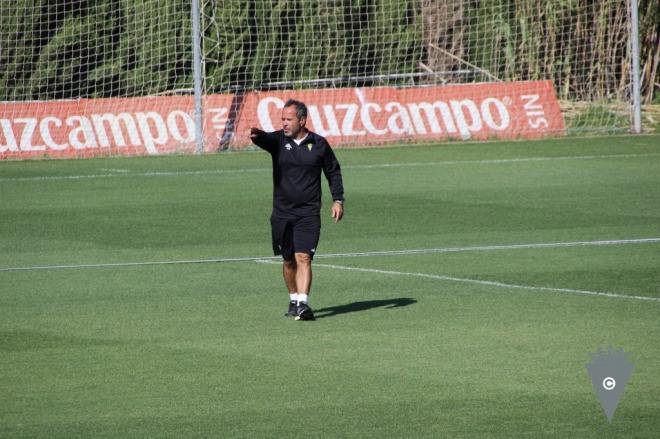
602;377;616;390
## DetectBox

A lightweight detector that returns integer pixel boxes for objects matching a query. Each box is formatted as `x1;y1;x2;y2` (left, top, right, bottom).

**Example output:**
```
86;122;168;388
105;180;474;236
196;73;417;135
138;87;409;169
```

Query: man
250;99;345;321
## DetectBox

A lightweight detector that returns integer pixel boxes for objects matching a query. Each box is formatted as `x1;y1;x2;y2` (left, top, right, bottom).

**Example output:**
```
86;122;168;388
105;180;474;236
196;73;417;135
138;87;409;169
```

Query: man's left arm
321;142;344;223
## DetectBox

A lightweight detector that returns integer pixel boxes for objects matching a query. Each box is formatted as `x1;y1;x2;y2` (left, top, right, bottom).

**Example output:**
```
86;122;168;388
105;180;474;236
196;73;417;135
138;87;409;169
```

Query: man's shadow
314;298;416;319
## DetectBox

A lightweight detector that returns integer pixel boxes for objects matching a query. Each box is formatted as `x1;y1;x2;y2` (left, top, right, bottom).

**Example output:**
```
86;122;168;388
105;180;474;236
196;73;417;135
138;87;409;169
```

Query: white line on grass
0;255;281;272
312;237;660;259
1;237;658;273
261;260;659;303
2;152;659;182
0;167;269;182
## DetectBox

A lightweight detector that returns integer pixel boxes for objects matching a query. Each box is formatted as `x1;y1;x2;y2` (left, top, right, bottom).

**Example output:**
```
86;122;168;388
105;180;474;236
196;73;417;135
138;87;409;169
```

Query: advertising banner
1;81;564;160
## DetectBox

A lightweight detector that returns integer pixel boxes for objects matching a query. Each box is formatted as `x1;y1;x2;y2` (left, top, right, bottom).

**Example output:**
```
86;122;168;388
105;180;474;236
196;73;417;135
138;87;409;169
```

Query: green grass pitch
1;135;659;438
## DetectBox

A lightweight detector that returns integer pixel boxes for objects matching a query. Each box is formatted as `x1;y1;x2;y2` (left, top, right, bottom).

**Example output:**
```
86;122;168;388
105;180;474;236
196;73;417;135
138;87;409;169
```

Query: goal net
0;0;195;157
0;1;647;158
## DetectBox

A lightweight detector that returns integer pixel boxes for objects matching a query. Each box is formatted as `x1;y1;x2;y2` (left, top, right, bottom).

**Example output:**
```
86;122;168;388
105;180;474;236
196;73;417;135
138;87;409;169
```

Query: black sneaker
295;302;315;321
285;301;297;317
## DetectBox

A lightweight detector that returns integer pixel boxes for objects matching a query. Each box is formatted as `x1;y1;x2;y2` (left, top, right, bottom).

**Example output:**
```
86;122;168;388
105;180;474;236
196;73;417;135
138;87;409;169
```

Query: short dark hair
284;99;307;120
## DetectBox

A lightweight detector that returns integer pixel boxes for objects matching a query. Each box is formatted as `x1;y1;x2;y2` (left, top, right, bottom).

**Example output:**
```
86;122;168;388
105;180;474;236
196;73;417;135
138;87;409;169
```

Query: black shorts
270;215;321;261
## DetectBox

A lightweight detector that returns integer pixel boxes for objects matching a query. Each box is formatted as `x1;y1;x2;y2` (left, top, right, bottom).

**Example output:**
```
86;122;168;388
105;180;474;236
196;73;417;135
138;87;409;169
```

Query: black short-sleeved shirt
251;129;344;218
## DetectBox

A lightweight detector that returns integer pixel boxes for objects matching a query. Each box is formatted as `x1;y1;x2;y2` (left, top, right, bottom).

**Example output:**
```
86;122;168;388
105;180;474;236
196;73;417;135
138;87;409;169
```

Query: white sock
298;293;309;304
289;293;298;303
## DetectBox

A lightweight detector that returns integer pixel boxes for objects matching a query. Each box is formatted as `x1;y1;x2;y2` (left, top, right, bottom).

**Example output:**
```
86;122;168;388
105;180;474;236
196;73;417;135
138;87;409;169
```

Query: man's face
282;106;306;138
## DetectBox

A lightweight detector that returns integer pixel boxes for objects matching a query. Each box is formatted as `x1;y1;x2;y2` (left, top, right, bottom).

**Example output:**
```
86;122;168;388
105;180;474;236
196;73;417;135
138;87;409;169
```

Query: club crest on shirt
307;143;313;151
285;143;292;150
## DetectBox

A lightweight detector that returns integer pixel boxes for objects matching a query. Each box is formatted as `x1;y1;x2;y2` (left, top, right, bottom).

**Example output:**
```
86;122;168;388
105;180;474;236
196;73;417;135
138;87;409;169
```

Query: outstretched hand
331;201;344;223
250;127;264;138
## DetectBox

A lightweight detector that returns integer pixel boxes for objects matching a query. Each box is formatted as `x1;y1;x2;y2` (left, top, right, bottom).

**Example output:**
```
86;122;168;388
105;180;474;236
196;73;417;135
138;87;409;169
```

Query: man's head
282;99;308;139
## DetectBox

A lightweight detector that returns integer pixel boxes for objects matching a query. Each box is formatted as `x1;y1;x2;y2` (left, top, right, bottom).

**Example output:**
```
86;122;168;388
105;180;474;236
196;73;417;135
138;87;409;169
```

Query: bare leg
294;252;312;295
283;259;297;294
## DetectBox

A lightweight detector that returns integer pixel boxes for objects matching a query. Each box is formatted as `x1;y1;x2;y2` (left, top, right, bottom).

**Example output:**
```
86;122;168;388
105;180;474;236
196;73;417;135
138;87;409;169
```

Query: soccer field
1;135;659;438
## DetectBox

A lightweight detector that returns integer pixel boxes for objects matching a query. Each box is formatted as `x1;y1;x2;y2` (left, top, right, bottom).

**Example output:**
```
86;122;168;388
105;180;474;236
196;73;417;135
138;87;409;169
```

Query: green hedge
201;0;422;92
0;1;655;102
0;0;192;100
0;0;421;99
